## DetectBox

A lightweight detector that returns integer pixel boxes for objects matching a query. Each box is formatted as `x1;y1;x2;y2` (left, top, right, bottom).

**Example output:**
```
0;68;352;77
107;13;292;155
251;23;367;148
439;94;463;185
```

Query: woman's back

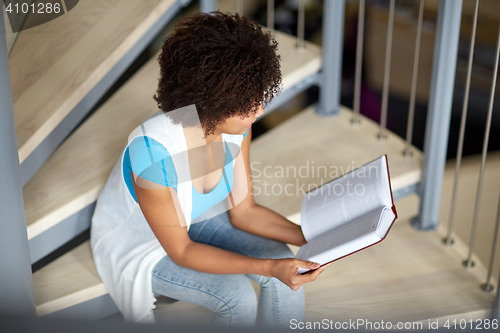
90;108;247;323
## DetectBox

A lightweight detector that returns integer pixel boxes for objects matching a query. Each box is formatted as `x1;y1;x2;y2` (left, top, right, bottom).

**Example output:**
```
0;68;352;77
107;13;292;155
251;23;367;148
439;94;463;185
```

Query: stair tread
33;241;103;316
301;200;495;323
251;105;423;218
9;0;176;164
273;30;321;91
156;194;497;324
33;204;495;321
23;29;322;241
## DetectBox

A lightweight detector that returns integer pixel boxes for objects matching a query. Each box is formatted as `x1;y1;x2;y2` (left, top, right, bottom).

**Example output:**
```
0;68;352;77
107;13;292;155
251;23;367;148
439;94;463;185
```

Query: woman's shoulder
128;135;171;160
127;135;177;185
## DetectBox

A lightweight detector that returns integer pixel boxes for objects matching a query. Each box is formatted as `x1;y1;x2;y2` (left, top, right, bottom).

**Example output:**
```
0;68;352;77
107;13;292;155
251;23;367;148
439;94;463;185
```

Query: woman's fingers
307;265;326;281
273;258;329;290
294;259;320;270
298;265;325;281
288;263;327;290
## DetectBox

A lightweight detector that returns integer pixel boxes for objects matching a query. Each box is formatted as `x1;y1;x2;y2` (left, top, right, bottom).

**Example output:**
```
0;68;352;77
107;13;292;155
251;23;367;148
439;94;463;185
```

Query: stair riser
29;203;95;265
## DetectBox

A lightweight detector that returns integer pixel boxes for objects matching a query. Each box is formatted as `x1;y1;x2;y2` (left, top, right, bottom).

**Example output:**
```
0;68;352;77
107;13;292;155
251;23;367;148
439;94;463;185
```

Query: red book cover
300;154;398;274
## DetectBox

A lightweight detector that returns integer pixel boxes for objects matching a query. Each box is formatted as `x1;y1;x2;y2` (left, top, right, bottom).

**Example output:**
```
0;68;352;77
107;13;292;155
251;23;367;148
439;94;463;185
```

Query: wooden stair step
272;30;321;92
35;211;494;323
23;29;321;263
300;194;495;323
9;0;182;183
33;241;105;317
251;105;423;218
152;195;495;325
303;218;495;323
37;216;494;323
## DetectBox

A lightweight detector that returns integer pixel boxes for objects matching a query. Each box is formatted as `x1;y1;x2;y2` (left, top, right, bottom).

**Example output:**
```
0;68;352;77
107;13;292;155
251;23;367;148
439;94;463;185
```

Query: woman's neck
182;125;223;150
204;128;223;144
182;125;225;180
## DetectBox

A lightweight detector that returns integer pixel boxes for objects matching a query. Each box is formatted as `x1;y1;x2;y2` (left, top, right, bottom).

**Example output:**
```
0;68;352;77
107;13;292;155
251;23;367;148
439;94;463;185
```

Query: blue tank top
122;129;248;221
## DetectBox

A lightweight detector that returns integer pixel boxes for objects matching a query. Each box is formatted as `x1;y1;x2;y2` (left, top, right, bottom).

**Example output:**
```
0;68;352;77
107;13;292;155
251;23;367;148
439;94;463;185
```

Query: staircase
4;0;498;325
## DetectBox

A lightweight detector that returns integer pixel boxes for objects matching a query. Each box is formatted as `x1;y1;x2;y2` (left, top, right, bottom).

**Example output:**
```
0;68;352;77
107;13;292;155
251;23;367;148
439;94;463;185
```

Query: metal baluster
267;0;274;32
463;23;500;269
481;193;500;292
352;0;365;125
378;0;395;140
200;0;217;13
0;10;36;317
297;0;305;51
404;0;425;157
444;0;480;247
315;0;345;117
411;0;463;231
236;0;243;16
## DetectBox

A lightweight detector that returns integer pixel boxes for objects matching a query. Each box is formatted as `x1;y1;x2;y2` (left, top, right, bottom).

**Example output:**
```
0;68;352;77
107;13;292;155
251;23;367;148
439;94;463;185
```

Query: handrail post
315;0;345;117
0;11;36;317
411;0;463;231
200;0;217;13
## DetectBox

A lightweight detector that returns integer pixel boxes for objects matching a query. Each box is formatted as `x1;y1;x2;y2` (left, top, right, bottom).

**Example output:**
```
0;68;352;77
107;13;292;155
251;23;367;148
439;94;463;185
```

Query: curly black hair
153;10;282;136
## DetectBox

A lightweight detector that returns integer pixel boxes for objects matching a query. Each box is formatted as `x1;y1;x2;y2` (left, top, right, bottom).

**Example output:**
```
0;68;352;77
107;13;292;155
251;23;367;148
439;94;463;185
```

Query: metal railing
349;0;500;319
351;0;500;320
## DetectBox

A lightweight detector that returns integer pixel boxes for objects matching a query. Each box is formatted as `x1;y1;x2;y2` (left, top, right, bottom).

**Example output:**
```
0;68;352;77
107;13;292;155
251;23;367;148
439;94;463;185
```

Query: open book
296;155;398;274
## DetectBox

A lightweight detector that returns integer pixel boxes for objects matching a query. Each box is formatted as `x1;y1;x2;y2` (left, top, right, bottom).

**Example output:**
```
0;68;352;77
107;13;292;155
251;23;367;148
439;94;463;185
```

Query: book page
300;195;347;242
376;206;396;238
301;156;391;242
296;206;397;274
297;207;383;260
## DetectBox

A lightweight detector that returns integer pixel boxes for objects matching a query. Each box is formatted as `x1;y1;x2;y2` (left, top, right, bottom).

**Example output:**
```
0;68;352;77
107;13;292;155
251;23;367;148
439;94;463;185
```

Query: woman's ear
256;104;265;118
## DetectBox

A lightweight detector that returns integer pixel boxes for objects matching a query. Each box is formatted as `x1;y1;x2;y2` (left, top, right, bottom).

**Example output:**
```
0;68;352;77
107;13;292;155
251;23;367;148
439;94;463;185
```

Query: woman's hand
270;258;327;290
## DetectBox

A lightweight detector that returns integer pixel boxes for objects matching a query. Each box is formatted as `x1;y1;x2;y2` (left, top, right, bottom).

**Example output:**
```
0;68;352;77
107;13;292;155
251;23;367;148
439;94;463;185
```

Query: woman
90;10;326;327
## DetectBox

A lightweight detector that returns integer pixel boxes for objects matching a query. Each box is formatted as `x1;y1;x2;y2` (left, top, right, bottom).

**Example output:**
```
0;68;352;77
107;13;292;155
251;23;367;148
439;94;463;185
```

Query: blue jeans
151;211;305;327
